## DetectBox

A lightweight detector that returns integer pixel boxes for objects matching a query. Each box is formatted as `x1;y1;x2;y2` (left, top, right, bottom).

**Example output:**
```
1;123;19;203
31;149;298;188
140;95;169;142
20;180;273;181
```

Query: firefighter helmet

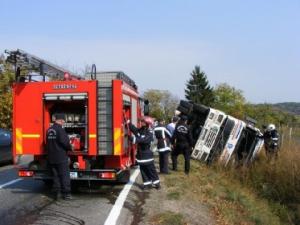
140;116;154;126
267;124;276;131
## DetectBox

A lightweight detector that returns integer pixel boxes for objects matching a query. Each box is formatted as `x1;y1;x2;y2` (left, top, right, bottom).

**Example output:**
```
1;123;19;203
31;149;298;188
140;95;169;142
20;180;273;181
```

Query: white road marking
104;169;140;225
0;178;23;189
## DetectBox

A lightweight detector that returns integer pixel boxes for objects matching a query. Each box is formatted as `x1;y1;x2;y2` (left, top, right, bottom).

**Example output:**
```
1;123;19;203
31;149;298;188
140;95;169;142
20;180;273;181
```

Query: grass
166;191;181;200
226;140;300;224
150;130;300;224
151;211;186;225
163;157;283;225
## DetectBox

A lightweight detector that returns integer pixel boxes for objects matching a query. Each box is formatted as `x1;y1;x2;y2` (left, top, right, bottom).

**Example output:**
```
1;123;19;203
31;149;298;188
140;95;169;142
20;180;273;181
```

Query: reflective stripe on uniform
143;181;152;186
157;147;171;152
153;180;160;184
154;127;172;138
136;158;154;163
132;135;136;144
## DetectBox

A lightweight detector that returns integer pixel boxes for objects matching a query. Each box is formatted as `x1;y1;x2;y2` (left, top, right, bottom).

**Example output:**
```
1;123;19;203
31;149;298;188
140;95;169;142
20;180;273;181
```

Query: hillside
273;102;300;115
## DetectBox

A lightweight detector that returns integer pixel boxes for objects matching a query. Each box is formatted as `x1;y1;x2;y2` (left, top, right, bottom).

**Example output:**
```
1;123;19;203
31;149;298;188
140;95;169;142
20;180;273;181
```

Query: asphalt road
0;156;144;225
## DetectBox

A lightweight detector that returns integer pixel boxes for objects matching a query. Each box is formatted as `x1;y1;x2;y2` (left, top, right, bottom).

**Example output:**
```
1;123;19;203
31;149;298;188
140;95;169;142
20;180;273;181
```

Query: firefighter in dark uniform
263;124;280;159
46;113;72;200
171;115;193;175
128;116;161;190
154;119;172;174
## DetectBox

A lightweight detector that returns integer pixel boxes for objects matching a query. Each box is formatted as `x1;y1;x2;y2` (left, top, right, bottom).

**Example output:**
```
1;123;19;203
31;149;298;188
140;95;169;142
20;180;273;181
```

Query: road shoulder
121;170;215;225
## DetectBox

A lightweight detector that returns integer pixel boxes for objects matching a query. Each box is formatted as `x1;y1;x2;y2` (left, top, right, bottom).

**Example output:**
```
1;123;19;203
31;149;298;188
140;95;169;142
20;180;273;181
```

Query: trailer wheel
179;100;193;109
177;105;190;115
193;104;209;114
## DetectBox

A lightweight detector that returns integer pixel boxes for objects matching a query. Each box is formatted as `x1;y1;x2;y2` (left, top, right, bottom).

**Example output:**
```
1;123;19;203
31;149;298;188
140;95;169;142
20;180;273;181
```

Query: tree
185;65;215;106
0;56;14;129
213;83;246;119
143;89;179;122
244;104;297;128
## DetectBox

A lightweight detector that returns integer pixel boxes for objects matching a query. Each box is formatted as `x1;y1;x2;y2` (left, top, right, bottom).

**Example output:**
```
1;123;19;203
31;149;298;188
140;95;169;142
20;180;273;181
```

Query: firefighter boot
62;193;72;200
153;183;161;190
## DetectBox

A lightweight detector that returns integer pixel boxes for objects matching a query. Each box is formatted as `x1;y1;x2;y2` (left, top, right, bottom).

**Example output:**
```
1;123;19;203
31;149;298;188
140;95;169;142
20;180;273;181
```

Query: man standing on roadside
154;119;172;174
171;115;193;175
46;113;72;200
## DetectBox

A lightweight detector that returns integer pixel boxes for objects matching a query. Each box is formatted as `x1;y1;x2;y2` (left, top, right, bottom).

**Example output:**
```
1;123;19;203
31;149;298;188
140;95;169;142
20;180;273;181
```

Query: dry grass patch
151;211;186;225
163;157;282;225
225;141;300;224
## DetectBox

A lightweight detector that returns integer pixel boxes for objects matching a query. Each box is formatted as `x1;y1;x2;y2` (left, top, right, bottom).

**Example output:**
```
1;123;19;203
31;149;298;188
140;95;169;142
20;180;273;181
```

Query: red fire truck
6;49;147;184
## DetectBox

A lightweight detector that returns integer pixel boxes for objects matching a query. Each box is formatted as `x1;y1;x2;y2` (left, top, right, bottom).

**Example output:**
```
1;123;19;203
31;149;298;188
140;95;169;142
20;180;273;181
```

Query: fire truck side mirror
144;99;150;116
91;64;96;80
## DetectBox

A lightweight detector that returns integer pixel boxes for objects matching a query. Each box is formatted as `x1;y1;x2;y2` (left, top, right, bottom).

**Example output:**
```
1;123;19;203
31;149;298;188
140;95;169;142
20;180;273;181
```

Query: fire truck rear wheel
118;170;130;184
71;181;80;192
42;179;53;188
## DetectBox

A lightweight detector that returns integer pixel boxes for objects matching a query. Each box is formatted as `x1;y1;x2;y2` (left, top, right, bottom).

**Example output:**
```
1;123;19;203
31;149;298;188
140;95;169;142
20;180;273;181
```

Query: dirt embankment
125;161;215;225
125;157;283;225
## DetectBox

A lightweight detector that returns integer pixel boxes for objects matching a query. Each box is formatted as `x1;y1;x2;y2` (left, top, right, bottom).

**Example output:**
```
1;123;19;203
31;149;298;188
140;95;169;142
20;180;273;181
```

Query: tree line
0;55;14;129
0;57;297;129
144;65;298;128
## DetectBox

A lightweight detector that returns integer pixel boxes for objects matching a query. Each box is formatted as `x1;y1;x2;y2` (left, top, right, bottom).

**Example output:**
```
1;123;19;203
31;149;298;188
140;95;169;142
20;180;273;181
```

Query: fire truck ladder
5;49;82;81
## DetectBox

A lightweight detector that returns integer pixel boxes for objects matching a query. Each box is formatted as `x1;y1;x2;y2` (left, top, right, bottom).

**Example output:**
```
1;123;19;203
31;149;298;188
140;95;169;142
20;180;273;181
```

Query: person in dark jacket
128;116;160;190
171;115;193;175
263;124;280;159
154;119;172;174
46;113;72;200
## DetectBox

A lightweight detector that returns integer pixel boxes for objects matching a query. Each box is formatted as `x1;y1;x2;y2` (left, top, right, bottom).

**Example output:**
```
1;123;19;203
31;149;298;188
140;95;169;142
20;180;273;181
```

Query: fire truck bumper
18;168;130;183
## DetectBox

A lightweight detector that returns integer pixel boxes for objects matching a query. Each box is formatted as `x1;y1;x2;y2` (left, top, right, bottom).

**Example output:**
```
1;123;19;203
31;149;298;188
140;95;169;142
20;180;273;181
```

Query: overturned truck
176;100;264;166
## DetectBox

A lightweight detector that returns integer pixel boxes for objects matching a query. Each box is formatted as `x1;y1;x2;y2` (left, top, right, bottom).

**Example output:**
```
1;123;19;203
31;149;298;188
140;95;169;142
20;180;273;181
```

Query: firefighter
154;119;172;174
263;124;280;159
127;116;161;190
46;113;72;200
171;115;193;175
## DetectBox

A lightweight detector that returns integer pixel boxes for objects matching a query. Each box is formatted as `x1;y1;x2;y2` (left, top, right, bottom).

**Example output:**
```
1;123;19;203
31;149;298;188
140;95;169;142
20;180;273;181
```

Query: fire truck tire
118;169;130;184
71;181;80;192
42;179;53;188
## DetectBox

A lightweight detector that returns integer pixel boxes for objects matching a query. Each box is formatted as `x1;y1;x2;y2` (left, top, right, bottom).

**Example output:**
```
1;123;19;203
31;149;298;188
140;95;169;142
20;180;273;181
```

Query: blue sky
0;0;299;103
